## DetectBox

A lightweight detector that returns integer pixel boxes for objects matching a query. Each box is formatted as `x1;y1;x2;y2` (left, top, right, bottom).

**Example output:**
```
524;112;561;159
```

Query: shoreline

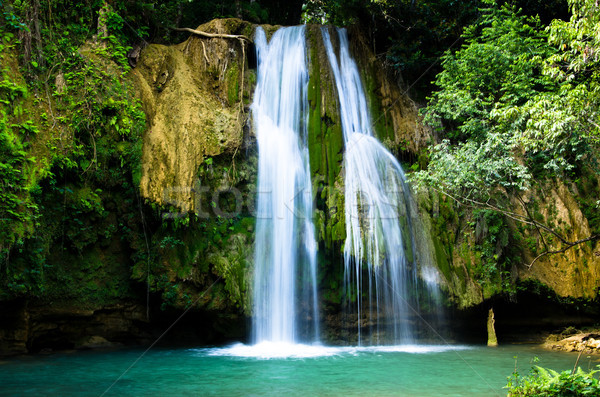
542;327;600;354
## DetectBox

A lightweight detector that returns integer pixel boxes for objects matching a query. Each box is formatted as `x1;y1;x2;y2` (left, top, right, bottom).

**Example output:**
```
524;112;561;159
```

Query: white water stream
251;26;319;344
322;27;429;344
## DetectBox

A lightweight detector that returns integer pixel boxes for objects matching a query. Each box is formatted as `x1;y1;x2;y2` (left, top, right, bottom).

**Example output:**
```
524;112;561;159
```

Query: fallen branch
172;27;251;42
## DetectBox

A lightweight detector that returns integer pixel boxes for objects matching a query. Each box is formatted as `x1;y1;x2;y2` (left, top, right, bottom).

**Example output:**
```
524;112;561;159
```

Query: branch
430;186;600;268
528;234;600;269
515;192;549;252
432;187;537;227
172;27;251;42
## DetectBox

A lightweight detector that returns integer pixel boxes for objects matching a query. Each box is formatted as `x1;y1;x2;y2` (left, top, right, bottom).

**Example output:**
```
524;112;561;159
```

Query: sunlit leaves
546;0;600;78
506;365;600;396
412;135;531;201
417;0;599;203
424;2;555;142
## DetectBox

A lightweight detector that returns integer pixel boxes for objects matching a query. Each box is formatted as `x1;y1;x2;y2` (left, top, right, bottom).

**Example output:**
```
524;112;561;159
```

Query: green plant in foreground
506;365;600;396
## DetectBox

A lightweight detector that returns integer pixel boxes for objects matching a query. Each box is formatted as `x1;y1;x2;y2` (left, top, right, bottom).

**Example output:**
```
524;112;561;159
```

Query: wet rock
0;301;149;356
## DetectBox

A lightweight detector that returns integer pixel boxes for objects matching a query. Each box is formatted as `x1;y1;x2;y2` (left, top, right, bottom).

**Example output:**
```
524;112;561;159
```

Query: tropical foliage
409;0;600;291
415;0;600;198
0;0;148;300
414;0;600;221
0;0;260;308
506;365;600;396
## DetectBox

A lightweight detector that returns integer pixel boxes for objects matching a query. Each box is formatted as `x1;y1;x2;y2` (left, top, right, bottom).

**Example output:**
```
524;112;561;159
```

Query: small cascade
322;27;438;344
251;26;319;344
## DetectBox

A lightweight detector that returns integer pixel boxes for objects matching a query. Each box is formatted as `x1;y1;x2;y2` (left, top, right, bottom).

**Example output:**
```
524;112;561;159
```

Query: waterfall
251;26;319;344
322;27;427;344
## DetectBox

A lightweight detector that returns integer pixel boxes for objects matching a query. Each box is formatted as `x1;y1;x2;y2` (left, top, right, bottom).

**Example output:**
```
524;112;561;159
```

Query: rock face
0;301;149;356
347;25;430;155
133;19;600;337
0;299;246;356
423;176;600;311
545;331;600;354
520;182;600;298
134;19;254;213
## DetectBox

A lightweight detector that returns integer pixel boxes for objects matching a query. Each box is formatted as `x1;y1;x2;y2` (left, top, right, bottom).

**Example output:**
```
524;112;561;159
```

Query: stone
133;19;253;213
75;335;118;349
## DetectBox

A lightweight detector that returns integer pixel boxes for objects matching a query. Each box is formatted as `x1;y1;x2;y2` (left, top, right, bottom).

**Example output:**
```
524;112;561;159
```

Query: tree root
172;27;251;42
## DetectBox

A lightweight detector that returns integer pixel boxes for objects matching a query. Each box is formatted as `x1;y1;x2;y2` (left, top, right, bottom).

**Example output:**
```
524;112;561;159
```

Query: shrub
506;365;600;396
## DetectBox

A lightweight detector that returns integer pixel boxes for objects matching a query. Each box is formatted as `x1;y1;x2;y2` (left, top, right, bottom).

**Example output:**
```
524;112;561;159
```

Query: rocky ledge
544;328;600;354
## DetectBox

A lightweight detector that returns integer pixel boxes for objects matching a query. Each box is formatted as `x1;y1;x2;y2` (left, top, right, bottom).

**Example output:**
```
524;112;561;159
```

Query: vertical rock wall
133;19;255;213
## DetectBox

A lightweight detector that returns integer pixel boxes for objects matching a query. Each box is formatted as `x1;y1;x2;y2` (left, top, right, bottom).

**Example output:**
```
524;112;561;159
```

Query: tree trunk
32;0;43;66
19;0;44;67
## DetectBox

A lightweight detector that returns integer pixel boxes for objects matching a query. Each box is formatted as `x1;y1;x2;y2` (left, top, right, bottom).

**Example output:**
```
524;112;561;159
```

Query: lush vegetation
506;365;600;396
1;0;599;361
417;0;599;195
301;0;568;97
410;0;600;290
0;0;261;311
0;0;147;302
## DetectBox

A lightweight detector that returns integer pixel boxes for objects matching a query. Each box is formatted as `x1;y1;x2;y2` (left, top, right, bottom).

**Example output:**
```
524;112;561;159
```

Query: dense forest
1;0;600;368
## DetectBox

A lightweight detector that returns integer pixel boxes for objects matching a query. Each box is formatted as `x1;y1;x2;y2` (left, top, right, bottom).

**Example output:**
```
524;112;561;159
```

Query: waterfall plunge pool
0;344;591;396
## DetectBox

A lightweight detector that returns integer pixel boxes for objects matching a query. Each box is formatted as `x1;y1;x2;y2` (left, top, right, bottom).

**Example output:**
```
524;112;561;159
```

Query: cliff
2;17;600;356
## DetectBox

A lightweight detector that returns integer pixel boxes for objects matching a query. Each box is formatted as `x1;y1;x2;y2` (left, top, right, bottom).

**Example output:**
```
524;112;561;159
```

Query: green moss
432;234;452;283
242;24;255;39
147;212;254;312
361;63;394;145
399;214;414;264
139;149;258;313
326;218;346;249
459;242;472;268
226;62;240;105
39;241;136;307
305;25;347;249
244;69;256;101
326;124;344;183
307;66;323;176
307;29;324;178
307;25;344;185
574;168;600;235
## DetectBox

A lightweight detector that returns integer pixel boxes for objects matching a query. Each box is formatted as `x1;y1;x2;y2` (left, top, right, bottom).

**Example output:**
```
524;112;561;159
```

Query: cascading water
251;26;319;345
322;27;434;344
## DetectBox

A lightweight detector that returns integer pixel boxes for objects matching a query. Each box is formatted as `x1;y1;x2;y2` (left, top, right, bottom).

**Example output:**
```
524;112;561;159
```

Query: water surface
0;343;592;396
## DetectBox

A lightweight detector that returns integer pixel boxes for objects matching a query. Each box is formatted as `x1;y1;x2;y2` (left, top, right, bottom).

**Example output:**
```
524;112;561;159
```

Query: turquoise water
0;343;592;396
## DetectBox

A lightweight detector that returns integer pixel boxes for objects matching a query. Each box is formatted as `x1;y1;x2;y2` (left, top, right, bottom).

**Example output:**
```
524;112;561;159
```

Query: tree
414;0;600;268
516;0;600;152
419;1;556;196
